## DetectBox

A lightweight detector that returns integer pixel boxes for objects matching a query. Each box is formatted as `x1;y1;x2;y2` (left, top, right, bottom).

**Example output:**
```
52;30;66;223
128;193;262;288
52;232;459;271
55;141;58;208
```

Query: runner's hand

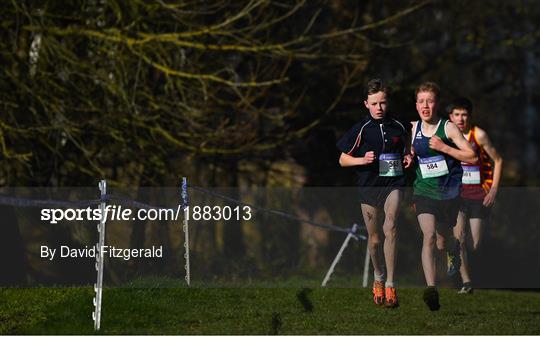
429;135;447;152
361;151;375;165
483;188;497;207
403;154;413;169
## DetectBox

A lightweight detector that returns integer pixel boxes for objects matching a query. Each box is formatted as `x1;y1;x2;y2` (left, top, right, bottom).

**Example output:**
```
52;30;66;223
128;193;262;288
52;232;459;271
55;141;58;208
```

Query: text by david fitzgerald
41;245;163;261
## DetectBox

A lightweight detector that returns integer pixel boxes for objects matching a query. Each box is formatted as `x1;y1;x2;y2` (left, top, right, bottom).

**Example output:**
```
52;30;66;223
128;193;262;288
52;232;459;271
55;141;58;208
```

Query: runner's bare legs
457;215;484;283
469;218;483;251
362;204;385;279
418;214;437;286
383;189;402;285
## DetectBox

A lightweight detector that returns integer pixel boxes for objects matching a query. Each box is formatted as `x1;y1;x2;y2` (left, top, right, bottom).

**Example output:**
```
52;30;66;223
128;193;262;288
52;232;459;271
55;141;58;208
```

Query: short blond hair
415;81;440;101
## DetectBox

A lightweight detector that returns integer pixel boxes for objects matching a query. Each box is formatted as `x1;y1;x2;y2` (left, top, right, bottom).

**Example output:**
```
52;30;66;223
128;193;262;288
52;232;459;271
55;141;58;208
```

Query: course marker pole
321;223;358;287
93;180;107;330
181;177;190;286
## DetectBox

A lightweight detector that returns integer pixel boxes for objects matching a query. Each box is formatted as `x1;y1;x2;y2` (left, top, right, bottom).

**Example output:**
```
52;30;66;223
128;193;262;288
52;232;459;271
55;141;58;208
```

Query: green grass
1;285;540;334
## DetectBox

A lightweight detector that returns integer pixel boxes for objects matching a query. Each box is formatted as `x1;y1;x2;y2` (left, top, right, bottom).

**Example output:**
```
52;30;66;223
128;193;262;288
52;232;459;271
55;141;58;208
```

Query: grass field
1;284;540;334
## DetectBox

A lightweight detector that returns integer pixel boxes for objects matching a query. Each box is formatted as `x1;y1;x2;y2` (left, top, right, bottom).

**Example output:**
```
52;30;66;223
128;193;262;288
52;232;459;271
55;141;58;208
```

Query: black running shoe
458;282;473;294
423;286;440;311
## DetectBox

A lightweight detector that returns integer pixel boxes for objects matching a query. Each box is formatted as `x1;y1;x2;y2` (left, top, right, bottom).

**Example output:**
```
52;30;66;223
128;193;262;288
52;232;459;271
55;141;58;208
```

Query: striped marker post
181;177;190;286
92;180;107;330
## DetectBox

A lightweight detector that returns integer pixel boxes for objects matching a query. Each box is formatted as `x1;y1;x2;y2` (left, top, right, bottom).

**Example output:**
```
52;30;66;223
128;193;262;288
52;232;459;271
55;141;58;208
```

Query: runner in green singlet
411;82;477;311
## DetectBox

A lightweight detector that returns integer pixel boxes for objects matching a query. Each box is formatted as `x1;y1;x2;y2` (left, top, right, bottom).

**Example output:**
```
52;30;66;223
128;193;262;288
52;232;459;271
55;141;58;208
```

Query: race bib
379;153;403;177
462;165;481;184
419;155;449;178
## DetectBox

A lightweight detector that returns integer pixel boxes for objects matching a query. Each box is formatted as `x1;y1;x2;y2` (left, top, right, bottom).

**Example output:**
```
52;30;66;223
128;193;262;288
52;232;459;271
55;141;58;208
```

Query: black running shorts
459;198;491;219
359;186;403;208
413;195;460;227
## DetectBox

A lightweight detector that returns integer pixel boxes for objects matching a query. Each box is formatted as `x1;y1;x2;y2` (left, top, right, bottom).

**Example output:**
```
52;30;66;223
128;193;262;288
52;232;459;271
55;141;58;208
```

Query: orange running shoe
384;287;399;308
372;280;385;305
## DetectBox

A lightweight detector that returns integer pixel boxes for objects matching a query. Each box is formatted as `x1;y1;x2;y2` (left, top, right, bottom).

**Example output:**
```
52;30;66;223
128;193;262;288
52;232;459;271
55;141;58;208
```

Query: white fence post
181;177;190;286
93;180;107;330
322;224;358;287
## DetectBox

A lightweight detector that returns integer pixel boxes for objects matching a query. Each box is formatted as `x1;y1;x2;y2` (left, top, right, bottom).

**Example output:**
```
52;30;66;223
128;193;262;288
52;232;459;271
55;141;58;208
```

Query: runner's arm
475;127;503;206
339;152;375;167
430;122;477;163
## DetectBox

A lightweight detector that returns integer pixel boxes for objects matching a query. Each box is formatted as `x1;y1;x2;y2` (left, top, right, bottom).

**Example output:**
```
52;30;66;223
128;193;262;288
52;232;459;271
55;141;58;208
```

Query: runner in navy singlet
337;79;413;308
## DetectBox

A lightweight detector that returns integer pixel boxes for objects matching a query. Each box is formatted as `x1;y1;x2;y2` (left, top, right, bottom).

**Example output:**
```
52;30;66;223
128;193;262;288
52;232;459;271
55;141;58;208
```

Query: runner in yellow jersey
447;97;503;294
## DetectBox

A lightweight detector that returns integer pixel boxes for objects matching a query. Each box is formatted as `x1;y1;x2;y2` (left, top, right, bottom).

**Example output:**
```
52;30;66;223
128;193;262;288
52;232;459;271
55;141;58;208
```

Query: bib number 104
185;206;252;221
